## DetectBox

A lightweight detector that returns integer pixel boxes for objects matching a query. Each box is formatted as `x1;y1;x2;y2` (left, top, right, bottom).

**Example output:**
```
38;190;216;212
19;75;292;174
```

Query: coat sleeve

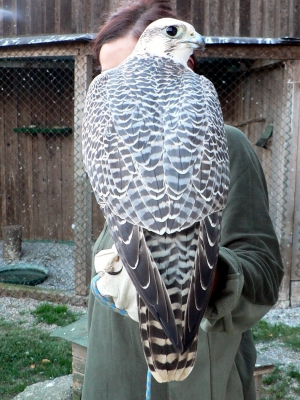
201;125;284;334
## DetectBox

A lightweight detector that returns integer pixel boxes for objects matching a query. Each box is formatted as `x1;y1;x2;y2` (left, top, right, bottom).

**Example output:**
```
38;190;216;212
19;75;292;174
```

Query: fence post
290;61;300;306
73;47;93;296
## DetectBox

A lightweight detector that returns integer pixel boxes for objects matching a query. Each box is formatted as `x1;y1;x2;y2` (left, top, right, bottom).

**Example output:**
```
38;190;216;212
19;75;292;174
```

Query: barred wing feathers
82;54;229;382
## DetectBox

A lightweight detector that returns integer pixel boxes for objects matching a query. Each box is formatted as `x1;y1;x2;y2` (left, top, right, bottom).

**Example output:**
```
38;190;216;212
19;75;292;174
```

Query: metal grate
196;57;293;243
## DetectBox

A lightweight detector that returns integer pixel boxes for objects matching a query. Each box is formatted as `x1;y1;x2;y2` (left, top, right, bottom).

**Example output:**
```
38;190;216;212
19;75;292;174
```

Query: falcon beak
188;32;205;50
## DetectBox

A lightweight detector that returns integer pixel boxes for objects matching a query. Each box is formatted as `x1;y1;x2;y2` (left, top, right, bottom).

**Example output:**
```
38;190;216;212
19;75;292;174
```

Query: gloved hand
92;245;138;322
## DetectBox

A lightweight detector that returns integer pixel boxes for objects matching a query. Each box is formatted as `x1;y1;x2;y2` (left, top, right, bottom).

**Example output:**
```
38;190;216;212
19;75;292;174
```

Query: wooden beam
0;42;93;59
291;62;300;283
195;44;300;61
73;46;93;296
291;281;300;306
225;117;266;128
0;282;88;306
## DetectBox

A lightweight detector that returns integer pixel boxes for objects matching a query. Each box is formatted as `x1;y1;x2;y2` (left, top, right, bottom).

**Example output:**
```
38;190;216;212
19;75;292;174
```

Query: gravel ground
257;306;300;371
262;306;300;327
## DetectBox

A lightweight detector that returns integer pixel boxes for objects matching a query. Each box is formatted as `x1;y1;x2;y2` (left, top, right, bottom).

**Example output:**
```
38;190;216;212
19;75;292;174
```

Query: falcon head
133;18;204;67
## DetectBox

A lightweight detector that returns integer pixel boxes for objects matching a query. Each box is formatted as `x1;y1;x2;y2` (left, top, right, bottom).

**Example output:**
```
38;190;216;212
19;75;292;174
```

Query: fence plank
44;0;55;33
190;0;205;34
16;0;30;35
59;0;72;34
1;0;300;37
263;0;276;37
2;0;17;36
239;0;251;36
290;0;300;38
30;0;43;35
177;0;192;20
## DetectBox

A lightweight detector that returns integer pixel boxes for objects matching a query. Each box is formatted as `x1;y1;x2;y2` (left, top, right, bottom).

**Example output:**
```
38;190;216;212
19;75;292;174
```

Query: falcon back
82;18;229;383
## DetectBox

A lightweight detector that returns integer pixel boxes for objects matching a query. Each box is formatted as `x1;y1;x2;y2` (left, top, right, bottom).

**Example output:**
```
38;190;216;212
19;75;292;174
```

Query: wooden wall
177;0;300;38
0;60;74;240
0;0;299;38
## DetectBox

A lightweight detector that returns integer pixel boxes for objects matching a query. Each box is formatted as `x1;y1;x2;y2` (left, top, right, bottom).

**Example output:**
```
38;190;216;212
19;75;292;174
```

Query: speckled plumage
82;18;229;383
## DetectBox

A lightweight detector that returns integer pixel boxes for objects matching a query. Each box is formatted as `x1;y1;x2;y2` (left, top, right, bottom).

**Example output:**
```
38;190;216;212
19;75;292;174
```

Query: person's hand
94;245;138;321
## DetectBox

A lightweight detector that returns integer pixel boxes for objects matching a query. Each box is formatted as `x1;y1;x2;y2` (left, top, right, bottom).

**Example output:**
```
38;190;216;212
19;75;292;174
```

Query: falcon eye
166;26;178;37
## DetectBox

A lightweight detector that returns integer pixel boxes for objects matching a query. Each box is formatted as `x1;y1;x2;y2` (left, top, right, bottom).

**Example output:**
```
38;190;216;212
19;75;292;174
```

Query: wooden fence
0;0;300;39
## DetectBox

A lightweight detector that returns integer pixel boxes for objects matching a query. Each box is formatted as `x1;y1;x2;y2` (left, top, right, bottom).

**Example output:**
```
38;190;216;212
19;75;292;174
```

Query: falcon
82;18;229;383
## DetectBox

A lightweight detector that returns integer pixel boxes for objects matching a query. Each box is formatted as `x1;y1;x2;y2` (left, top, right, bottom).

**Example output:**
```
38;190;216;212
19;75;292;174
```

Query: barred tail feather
139;296;198;383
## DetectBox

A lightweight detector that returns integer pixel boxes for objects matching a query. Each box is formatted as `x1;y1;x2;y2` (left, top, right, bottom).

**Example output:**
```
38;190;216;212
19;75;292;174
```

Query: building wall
0;0;299;38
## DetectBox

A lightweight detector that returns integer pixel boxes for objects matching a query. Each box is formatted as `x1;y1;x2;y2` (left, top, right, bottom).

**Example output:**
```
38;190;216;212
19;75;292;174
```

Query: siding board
239;0;250;36
0;0;3;36
3;0;17;36
30;0;43;35
292;0;300;37
250;0;263;37
190;0;205;34
223;0;235;36
209;0;221;36
45;0;55;33
59;0;72;34
177;0;192;20
16;0;29;35
263;0;276;37
278;0;288;37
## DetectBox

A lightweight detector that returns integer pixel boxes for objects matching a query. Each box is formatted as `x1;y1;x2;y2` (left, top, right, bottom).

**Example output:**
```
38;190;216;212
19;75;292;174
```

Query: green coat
82;125;283;400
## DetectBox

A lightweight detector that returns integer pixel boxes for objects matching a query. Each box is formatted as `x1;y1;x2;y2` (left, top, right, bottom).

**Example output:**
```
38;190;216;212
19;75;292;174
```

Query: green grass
1;307;299;400
252;320;300;351
260;365;300;400
0;318;72;400
252;320;300;399
31;302;82;327
0;302;83;399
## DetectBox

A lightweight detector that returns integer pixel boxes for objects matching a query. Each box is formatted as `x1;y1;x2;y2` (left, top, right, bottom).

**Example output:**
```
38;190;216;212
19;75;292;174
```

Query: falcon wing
82;54;229;353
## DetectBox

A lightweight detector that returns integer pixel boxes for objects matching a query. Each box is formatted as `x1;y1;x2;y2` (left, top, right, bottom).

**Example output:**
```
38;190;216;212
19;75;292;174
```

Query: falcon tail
139;296;198;383
105;209;221;383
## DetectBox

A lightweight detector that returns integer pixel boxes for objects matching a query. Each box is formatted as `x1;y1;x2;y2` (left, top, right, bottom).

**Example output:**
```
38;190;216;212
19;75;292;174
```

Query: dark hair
93;0;178;66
